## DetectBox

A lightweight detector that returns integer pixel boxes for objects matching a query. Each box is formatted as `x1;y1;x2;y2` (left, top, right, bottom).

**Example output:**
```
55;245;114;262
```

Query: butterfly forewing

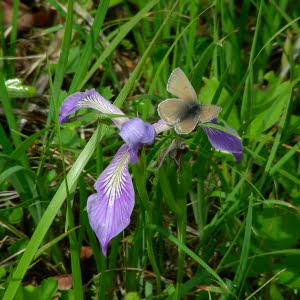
199;105;222;123
167;68;197;104
158;99;190;126
174;113;200;134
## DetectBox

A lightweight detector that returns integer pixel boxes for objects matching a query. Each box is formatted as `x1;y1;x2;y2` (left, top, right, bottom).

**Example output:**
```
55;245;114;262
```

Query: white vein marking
77;94;124;115
101;150;130;206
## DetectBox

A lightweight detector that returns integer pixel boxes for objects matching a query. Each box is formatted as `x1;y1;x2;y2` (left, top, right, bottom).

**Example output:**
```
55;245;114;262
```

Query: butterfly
157;68;222;134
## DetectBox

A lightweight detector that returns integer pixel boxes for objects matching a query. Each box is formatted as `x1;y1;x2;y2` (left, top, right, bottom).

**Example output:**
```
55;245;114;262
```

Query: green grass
0;0;300;299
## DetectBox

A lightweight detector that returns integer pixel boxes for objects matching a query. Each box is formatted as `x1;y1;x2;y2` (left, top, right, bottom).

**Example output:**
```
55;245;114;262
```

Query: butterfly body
158;68;222;134
181;103;201;120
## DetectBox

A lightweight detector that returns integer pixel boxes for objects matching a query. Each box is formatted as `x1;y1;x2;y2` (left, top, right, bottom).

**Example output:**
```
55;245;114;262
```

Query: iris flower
59;88;242;256
59;89;168;255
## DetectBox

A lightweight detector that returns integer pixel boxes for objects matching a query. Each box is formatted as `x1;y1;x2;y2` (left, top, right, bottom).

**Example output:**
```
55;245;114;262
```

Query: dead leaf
54;274;72;290
80;246;93;260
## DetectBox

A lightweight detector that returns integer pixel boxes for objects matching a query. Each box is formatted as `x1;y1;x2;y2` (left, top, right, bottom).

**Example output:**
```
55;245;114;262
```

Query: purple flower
201;119;243;163
59;89;157;256
59;88;242;256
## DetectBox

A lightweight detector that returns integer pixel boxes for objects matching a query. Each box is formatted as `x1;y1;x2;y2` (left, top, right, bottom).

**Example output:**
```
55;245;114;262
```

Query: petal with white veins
202;123;243;162
152;119;172;134
87;144;134;256
59;88;128;128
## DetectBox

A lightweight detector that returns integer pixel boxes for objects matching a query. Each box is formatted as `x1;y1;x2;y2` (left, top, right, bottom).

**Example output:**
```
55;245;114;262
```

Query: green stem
8;0;19;75
174;200;187;299
241;0;264;126
146;211;162;292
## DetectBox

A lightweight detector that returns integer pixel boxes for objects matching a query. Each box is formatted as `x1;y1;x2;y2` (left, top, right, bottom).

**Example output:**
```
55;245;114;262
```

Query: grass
0;0;300;299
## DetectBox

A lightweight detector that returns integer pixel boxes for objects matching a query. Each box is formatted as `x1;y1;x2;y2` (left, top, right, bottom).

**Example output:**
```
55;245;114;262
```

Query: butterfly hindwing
199;105;222;123
167;68;197;104
174;113;200;134
158;99;190;126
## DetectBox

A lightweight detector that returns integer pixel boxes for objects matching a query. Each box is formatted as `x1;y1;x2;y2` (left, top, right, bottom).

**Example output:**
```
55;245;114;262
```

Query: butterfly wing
174;113;200;134
199;105;222;123
158;99;189;126
167;68;197;104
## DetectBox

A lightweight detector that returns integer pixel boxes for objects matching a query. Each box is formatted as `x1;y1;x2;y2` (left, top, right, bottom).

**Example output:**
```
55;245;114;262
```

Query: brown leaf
2;0;31;32
1;1;56;33
195;285;212;291
54;274;72;290
80;246;93;260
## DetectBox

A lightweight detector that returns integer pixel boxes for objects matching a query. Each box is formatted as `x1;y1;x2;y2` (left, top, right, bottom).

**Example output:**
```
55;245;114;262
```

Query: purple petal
153;119;172;134
202;122;243;162
87;144;134;256
59;88;128;128
119;117;156;163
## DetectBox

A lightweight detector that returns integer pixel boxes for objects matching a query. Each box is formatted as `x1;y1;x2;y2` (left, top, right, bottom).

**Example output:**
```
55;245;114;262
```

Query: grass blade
69;0;110;92
80;0;160;90
147;224;228;290
233;194;254;297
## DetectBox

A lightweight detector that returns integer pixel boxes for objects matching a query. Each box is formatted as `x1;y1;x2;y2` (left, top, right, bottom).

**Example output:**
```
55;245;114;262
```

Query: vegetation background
0;0;300;299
